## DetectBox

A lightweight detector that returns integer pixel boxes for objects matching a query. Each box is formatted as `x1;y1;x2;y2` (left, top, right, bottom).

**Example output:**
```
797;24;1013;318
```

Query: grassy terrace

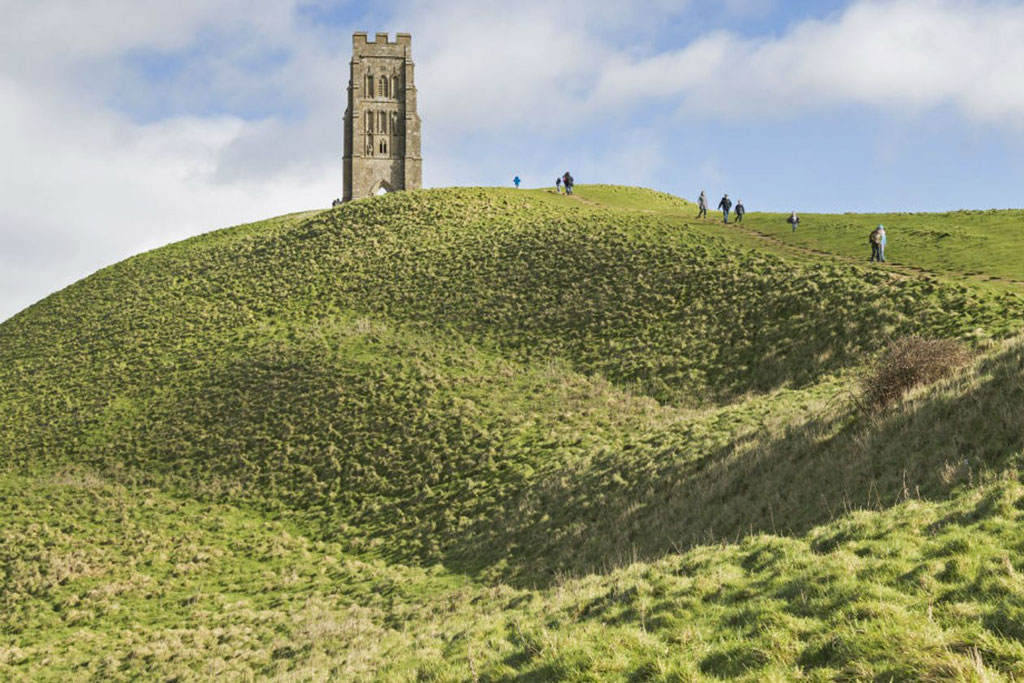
2;186;1023;680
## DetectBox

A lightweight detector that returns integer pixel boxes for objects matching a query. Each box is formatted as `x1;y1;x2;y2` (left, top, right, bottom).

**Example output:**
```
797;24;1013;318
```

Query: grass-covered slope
734;208;1024;285
2;185;1024;679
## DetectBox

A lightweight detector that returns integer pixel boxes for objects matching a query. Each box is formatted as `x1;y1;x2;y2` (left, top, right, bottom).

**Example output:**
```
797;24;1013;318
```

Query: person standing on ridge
555;176;562;194
787;211;800;231
869;224;886;262
735;199;745;223
513;175;521;189
697;190;708;219
563;171;574;195
718;194;732;223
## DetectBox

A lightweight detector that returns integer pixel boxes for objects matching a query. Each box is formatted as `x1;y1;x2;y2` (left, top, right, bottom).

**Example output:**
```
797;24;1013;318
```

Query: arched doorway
371;179;395;196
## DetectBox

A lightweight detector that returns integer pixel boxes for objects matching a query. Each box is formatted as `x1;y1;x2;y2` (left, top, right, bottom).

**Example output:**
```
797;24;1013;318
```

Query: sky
2;0;1024;321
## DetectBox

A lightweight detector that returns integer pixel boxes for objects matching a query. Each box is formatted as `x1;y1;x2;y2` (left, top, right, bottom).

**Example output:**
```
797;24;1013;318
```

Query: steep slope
2;186;1024;679
2;188;1024;581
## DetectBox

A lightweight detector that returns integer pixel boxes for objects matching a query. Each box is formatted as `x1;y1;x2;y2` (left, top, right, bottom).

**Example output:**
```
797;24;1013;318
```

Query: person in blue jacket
513;176;521;189
878;225;887;262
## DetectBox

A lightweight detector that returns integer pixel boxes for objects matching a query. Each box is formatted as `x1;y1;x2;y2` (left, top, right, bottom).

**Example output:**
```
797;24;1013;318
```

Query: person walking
563;171;574;195
878;224;887;262
868;225;882;261
735;199;745;223
696;190;708;219
555;176;562;194
718;194;732;223
787;211;800;231
513;175;521;189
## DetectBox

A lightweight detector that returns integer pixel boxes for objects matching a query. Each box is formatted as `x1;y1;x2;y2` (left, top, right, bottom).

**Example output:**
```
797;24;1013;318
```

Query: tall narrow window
379;139;387;155
366;111;373;133
378;76;387;98
378;111;386;133
366;73;374;98
392;76;399;98
391;112;399;134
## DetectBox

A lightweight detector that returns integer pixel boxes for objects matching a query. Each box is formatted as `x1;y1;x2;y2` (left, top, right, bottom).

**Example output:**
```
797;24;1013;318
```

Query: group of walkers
868;224;887;262
512;179;890;263
696;190;746;224
512;171;575;195
556;171;574;195
696;189;890;262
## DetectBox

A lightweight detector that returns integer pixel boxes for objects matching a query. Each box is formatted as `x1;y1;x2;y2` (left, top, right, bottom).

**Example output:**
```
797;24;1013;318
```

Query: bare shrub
860;336;970;409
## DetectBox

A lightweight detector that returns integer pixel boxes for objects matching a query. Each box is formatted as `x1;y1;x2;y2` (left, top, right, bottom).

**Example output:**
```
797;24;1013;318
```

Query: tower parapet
343;32;422;201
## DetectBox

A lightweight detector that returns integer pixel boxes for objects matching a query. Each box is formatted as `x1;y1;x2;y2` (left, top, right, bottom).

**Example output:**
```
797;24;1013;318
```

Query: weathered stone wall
342;32;422;201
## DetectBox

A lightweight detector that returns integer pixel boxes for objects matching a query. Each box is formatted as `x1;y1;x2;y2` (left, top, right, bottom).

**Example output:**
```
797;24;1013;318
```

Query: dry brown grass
860;336;971;409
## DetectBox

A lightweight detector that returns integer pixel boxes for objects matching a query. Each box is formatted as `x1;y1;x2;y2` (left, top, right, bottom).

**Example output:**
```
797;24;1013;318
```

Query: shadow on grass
73;319;1024;590
445;339;1024;586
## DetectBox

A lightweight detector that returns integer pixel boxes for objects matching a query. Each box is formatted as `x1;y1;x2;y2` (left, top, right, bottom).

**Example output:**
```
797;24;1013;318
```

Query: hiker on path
787;211;799;231
555;176;562;194
878;225;887;262
718;194;732;223
697;191;708;219
513;176;521;189
735;200;745;223
869;225;882;261
563;171;574;195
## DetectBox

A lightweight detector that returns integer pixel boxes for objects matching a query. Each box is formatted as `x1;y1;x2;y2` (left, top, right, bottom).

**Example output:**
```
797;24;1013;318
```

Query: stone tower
342;32;422;201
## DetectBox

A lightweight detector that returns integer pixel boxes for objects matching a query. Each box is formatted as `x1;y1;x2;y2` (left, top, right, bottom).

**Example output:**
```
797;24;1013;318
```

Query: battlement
353;32;412;47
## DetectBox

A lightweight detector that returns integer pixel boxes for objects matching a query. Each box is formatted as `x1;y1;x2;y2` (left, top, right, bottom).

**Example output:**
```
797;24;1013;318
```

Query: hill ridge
2;185;1024;679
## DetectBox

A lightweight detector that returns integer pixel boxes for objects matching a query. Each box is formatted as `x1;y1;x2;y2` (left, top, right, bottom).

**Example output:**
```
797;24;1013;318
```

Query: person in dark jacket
563;171;574;195
787;211;800;231
735;199;745;223
555;176;562;194
718;194;732;223
697;190;708;219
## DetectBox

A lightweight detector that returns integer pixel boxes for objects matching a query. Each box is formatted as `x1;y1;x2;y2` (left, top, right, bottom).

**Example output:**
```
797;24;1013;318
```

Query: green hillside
2;186;1024;680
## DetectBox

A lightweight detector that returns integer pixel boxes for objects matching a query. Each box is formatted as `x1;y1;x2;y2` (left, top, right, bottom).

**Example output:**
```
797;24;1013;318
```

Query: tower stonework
343;32;422;201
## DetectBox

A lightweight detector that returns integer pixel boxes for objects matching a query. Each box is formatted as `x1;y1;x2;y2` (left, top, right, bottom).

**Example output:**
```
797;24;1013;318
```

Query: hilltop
2;186;1024;680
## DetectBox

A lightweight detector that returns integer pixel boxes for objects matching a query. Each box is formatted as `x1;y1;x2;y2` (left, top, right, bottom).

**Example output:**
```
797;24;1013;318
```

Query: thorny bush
861;335;970;409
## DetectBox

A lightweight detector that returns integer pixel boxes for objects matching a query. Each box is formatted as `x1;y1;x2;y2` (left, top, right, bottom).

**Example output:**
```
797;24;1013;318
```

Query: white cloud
588;0;1024;125
0;76;340;321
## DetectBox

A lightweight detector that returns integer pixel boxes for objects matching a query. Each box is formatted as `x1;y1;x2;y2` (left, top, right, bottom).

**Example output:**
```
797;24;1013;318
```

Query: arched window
379;139;387;155
366;73;374;98
378;76;387;98
392;76;399;97
378;111;386;134
365;111;373;133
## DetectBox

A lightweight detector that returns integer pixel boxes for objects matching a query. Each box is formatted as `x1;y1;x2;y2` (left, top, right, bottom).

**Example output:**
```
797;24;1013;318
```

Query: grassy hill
2;185;1024;680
